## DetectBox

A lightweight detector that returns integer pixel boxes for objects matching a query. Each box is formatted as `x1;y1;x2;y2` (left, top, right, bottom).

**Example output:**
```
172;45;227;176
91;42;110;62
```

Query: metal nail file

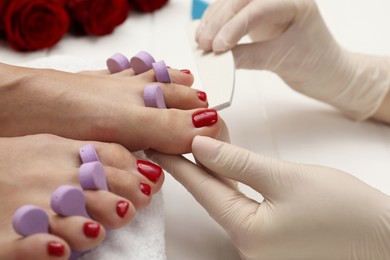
187;20;235;111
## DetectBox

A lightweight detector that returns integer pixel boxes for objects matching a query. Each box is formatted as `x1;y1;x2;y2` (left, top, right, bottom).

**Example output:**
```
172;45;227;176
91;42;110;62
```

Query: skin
0;134;164;260
0;63;223;154
0;58;222;258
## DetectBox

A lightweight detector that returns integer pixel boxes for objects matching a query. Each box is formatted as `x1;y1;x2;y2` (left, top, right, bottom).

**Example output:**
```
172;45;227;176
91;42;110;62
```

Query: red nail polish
140;183;151;196
83;222;100;238
197;91;207;102
192;109;218;128
116;200;129;218
180;69;191;74
137;160;162;183
48;241;65;257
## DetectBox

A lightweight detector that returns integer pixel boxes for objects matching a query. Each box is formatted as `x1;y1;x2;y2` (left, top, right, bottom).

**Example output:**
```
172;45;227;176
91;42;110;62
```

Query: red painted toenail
137;160;162;183
197;91;207;102
83;222;100;238
140;183;151;196
180;69;191;74
48;241;65;257
116;200;130;218
192;109;218;128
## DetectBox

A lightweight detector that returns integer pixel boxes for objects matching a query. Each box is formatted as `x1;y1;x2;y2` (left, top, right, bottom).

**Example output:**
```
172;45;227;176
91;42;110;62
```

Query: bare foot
0;63;222;154
0;134;164;259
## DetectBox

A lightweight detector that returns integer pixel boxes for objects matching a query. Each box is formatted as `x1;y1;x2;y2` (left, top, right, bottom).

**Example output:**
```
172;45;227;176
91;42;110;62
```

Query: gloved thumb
192;136;297;200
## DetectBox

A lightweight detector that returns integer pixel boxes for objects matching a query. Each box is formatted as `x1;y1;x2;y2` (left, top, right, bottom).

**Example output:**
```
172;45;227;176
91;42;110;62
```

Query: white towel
20;56;166;260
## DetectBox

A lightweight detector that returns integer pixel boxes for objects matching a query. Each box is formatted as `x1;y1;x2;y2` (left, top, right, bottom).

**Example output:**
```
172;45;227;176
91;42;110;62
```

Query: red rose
67;0;130;36
129;0;169;13
2;0;70;51
0;1;8;38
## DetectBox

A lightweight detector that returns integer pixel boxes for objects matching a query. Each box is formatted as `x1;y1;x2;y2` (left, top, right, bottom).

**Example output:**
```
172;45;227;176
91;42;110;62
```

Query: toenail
48;241;65;257
116;200;130;218
180;69;191;74
153;60;172;83
197;91;207;102
106;53;131;74
143;85;167;109
130;51;155;74
140;183;151;196
83;222;100;238
192;109;218;128
137;160;163;183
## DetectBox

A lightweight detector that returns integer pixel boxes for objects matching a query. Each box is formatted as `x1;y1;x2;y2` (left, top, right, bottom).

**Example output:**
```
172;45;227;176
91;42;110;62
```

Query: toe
49;216;105;252
84;190;136;229
161;83;208;110
123;108;223;153
1;234;70;260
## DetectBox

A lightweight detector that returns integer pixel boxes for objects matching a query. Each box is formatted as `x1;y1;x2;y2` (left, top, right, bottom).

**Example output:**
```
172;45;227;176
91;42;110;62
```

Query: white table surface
2;1;390;259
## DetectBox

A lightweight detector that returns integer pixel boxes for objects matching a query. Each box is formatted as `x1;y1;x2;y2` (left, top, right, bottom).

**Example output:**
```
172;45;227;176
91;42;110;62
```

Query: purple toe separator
144;85;167;109
51;185;90;218
153;60;172;83
50;185;91;259
12;205;49;237
79;161;108;191
130;51;155;75
106;53;131;74
79;144;100;163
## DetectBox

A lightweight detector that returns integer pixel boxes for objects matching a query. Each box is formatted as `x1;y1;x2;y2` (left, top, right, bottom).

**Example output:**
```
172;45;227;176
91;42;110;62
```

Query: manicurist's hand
148;136;390;260
196;0;390;122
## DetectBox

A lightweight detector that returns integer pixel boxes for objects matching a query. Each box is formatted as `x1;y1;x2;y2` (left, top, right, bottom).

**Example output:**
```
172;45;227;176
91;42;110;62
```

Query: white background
2;0;390;259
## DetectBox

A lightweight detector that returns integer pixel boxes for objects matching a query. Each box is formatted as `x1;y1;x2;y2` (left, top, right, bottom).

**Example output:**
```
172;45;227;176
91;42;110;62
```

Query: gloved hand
148;136;390;260
196;0;390;121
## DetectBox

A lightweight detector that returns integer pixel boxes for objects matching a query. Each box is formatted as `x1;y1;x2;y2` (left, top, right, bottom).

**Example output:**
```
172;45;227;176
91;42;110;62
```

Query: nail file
187;20;235;111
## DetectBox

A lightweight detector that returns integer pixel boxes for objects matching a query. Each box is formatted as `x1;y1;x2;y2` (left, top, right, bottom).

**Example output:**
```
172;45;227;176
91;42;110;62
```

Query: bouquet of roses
0;0;169;52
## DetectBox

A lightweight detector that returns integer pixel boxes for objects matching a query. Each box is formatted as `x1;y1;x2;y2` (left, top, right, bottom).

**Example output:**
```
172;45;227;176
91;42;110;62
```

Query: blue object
192;0;209;20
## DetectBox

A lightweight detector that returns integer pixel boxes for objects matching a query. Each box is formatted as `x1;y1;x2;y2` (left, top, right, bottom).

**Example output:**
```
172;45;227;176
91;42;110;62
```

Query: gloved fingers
196;0;250;51
146;150;259;233
192;136;297;199
232;40;290;71
194;119;237;189
212;0;296;52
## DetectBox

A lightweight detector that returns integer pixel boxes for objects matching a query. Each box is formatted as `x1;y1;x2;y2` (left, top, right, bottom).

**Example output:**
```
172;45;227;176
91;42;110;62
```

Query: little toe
1;234;70;260
49;216;105;252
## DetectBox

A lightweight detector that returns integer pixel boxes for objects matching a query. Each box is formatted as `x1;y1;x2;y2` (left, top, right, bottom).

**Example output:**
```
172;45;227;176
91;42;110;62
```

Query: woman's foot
0;63;222;154
0;134;164;259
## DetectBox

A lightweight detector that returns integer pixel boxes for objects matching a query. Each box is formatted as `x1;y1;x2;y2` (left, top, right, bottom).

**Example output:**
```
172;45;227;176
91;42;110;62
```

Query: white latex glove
148;136;390;260
196;0;390;120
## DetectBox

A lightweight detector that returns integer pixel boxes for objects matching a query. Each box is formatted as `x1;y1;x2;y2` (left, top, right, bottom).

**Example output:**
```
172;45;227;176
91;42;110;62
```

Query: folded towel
20;56;166;260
